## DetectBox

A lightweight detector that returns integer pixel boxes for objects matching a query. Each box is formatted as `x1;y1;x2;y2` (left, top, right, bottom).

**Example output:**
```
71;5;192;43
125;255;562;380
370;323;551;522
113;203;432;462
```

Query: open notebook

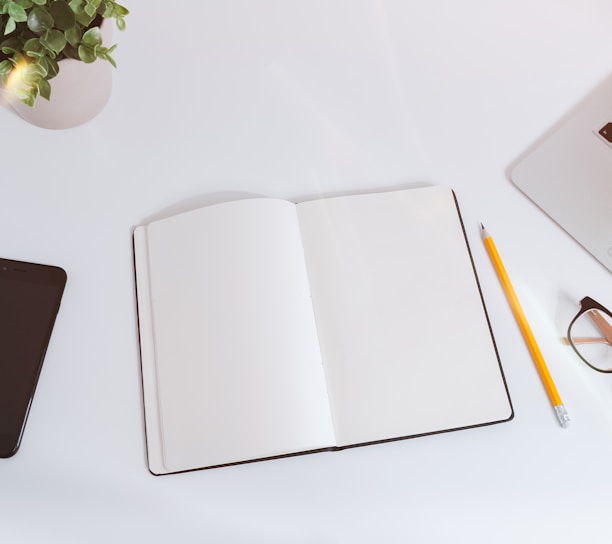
133;186;513;474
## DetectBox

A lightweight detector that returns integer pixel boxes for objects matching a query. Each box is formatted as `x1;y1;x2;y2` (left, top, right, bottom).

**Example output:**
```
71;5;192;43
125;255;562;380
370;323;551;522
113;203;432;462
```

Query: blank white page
296;187;512;447
141;199;335;472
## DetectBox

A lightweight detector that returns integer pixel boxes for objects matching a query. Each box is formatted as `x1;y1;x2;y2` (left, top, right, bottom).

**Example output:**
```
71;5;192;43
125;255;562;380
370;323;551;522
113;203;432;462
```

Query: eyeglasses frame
567;296;612;373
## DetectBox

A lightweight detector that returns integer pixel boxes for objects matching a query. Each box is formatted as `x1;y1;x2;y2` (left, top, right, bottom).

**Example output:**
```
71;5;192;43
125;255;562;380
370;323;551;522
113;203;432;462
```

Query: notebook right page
296;186;512;447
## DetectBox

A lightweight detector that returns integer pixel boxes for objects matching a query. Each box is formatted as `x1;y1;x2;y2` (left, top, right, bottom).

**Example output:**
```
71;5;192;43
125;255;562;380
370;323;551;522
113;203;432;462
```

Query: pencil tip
479;223;490;240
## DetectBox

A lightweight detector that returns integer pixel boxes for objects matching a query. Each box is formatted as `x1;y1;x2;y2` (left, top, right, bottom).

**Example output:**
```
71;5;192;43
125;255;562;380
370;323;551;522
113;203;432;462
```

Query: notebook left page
134;198;335;474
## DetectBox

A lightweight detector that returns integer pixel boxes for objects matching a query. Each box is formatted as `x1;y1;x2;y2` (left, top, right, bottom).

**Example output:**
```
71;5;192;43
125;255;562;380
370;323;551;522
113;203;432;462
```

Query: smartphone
0;258;66;458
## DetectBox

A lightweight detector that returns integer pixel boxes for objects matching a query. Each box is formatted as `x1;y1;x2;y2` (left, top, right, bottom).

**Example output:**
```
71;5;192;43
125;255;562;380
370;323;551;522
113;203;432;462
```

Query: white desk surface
2;1;612;542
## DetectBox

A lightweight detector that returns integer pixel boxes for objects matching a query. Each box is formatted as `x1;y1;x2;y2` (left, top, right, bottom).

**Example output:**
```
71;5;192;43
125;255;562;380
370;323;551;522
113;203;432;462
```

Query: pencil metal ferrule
554;404;570;428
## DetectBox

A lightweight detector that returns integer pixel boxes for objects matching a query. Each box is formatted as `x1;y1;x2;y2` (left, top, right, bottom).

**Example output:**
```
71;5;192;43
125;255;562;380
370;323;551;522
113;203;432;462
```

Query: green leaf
102;1;129;23
75;10;94;27
22;36;43;56
49;0;76;31
64;26;78;46
30;0;48;5
20;61;45;84
27;7;54;33
40;29;66;54
38;55;59;78
48;57;58;77
77;44;95;63
37;76;50;99
7;3;27;22
99;48;116;67
15;86;36;107
81;25;101;46
1;37;21;53
4;15;16;34
0;58;13;75
68;0;85;12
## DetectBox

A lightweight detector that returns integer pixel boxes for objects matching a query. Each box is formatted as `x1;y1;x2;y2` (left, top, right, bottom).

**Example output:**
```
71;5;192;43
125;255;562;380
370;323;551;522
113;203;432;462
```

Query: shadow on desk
136;180;437;227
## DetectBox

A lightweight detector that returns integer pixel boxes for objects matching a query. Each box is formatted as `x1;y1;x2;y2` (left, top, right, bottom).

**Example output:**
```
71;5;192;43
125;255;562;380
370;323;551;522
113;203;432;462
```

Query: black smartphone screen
0;259;66;458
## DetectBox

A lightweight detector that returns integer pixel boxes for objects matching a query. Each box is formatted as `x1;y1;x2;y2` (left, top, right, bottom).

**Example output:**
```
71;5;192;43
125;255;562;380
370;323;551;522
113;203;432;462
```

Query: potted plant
0;0;128;128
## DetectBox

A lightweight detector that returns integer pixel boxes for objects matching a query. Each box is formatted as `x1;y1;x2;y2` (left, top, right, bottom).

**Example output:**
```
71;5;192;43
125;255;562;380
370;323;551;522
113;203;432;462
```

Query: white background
1;1;612;542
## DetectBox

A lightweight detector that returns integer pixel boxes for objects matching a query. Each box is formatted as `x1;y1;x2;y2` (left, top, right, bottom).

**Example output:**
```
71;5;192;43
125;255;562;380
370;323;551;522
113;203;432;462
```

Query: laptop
511;74;612;273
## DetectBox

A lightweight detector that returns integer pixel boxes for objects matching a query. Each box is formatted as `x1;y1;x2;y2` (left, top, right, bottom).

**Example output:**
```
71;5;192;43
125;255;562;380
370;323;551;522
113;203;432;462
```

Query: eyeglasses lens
569;309;612;371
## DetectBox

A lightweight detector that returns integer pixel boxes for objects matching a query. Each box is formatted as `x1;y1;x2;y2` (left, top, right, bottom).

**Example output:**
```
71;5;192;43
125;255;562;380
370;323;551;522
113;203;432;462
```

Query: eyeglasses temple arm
588;310;612;344
567;336;612;346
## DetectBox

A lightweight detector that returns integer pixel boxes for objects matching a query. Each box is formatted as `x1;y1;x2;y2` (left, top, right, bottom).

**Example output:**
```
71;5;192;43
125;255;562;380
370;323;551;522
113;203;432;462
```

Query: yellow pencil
480;224;569;427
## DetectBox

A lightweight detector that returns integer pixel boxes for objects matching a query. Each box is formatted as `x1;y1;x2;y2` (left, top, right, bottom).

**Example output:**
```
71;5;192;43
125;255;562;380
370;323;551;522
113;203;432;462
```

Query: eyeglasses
567;297;612;373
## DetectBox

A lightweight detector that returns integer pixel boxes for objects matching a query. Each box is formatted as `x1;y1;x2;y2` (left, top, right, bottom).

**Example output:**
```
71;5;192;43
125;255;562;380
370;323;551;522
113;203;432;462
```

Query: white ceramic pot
3;21;114;129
